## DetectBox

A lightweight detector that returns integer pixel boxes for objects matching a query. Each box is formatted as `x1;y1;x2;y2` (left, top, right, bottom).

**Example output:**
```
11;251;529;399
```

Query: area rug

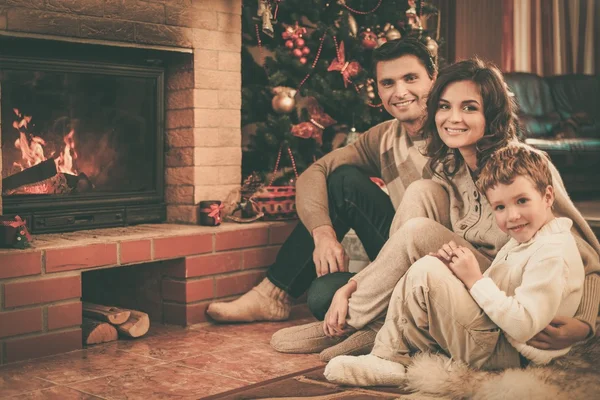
200;365;428;400
203;335;600;400
406;333;600;400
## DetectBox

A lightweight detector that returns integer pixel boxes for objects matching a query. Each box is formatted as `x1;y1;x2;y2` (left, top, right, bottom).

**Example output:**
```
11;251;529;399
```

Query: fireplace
1;55;166;233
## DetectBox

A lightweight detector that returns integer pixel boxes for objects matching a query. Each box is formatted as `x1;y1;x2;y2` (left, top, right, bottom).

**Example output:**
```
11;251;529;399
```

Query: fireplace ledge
0;220;297;278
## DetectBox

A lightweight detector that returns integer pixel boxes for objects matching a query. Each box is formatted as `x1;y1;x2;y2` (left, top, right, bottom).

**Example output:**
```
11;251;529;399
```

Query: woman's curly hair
423;58;519;179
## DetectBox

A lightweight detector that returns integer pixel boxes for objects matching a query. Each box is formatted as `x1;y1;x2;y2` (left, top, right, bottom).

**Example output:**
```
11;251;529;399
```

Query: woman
271;58;600;364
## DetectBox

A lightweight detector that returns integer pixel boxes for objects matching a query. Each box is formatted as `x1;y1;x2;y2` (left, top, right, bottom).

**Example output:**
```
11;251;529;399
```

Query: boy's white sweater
469;217;584;365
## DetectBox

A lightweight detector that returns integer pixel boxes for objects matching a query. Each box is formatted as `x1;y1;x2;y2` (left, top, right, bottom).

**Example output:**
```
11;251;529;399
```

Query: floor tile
9;385;103;399
109;329;244;362
0;367;55;398
178;342;324;383
2;346;164;385
194;316;317;344
67;363;248;399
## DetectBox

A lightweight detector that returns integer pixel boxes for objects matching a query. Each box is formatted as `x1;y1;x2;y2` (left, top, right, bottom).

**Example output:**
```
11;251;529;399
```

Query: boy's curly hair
476;142;552;196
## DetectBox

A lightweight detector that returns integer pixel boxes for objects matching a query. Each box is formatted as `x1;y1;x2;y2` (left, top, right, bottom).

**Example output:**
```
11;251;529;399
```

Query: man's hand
431;241;482;289
527;316;591;350
323;280;357;337
312;225;349;277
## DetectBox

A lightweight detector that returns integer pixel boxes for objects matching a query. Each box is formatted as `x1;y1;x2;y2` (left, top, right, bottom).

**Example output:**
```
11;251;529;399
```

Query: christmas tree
242;0;440;183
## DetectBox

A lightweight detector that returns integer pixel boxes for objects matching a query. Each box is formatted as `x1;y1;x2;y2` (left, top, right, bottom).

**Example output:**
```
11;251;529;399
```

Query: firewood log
116;310;150;338
82;318;118;345
83;302;131;325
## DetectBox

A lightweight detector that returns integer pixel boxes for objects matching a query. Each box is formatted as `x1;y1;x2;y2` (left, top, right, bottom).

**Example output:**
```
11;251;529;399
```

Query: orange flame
55;130;77;175
12;109;77;175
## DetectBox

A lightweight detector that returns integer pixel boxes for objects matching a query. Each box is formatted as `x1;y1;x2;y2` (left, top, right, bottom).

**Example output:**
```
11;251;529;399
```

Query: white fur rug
405;335;600;400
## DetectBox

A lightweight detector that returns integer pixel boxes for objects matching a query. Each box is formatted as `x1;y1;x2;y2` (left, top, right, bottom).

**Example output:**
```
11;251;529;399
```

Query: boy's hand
438;244;482;289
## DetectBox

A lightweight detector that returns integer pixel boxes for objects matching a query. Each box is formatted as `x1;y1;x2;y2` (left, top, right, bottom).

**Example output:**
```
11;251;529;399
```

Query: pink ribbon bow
1;215;32;241
208;203;225;225
327;41;361;87
291;97;337;145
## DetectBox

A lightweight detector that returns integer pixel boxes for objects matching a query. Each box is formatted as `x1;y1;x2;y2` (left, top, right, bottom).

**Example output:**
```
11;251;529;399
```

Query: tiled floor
0;306;322;399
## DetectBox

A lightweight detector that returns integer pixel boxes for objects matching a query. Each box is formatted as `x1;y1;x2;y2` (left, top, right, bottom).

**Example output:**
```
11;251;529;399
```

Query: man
207;39;594;359
207;38;435;324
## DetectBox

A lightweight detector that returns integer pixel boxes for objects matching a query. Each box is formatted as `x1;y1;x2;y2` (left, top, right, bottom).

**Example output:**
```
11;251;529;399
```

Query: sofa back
547;74;600;138
504;72;600;139
504;72;561;138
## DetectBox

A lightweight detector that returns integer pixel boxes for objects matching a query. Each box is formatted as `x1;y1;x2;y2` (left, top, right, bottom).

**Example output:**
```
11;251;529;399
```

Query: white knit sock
324;354;407;387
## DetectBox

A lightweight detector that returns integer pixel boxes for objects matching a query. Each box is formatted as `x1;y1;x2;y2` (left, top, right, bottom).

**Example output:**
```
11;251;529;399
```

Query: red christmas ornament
285;40;294;49
327;41;362;87
295;38;305;47
292;48;303;58
302;47;310;55
299;57;307;64
360;29;378;49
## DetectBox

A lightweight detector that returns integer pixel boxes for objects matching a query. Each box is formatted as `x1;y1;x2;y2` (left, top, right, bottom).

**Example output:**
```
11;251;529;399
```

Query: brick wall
0;0;243;223
0;221;297;365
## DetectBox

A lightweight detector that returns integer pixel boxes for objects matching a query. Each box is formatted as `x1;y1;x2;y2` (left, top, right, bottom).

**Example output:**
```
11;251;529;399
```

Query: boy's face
376;55;433;127
486;175;554;243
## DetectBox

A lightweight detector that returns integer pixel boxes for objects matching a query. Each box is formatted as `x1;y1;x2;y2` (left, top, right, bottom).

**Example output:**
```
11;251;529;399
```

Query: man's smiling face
376;55;434;129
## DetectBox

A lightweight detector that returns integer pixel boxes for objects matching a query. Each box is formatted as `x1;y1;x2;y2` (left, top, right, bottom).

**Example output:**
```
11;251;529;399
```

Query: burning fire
13;108;78;176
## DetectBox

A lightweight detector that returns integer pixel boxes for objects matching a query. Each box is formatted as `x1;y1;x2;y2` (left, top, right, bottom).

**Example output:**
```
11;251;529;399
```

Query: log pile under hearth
82;302;149;345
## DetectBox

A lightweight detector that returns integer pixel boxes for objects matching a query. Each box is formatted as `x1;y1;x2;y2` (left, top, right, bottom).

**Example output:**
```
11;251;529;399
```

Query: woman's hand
527;316;591;350
323;280;357;337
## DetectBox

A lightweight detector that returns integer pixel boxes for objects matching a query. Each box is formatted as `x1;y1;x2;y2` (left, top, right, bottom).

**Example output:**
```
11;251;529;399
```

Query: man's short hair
477;142;553;196
371;38;437;79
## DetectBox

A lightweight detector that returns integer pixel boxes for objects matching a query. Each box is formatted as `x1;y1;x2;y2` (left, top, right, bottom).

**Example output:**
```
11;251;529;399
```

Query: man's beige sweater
295;119;600;335
296;119;429;232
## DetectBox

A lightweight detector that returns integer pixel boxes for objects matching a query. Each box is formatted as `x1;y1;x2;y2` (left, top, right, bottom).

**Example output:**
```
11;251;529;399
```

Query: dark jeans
266;165;395;319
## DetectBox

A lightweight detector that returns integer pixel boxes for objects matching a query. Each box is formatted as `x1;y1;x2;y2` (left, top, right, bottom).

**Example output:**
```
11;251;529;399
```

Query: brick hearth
0;220;297;365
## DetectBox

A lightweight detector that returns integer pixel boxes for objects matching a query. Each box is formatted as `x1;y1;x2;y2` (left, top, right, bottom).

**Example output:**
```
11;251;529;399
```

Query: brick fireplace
0;0;243;222
0;0;298;366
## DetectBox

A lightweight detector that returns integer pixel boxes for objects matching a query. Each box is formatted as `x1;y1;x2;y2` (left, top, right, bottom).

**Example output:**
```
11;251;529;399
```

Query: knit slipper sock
206;278;291;322
324;354;407;387
319;327;377;362
271;321;346;353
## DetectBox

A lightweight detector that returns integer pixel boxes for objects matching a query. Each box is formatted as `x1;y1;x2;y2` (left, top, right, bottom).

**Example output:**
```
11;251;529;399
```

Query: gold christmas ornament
426;36;439;58
347;13;358;36
256;0;274;38
385;26;402;41
271;86;297;114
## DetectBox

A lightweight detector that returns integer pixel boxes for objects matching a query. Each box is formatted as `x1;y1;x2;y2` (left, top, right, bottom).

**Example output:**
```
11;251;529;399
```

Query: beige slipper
271;321;345;353
319;326;377;361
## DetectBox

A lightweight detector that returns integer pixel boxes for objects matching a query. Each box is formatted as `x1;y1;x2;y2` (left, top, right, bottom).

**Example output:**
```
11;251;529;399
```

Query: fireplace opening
1;53;166;233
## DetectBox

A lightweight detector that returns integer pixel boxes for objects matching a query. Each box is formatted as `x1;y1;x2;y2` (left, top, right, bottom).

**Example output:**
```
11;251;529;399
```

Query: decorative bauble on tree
426;36;439;58
271;86;297;114
256;0;275;38
282;23;310;64
385;25;402;41
347;13;358;37
405;0;422;31
360;28;378;49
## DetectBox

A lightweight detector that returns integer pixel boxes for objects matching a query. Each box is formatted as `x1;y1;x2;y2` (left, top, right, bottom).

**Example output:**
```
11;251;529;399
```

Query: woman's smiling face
435;80;486;167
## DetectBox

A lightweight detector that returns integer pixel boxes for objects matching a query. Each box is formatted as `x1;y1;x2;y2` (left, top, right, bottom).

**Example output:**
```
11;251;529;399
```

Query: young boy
324;143;585;386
